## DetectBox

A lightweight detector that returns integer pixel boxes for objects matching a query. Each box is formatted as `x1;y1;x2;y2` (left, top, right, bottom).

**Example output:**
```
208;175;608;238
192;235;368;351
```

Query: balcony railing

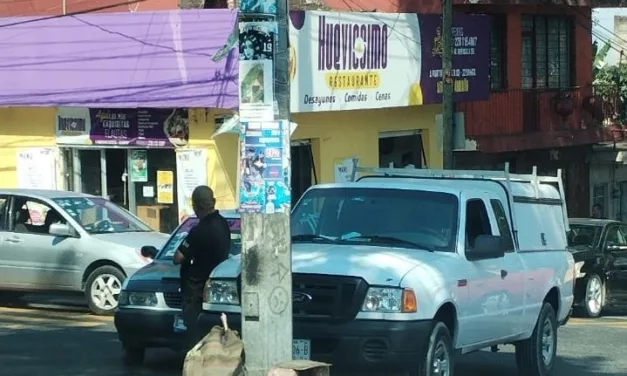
457;86;612;137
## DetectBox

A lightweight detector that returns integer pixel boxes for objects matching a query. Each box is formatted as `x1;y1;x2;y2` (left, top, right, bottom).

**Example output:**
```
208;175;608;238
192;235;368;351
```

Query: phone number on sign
436;79;470;93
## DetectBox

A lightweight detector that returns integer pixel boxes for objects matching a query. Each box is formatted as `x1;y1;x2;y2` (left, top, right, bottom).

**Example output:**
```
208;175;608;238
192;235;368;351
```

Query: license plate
292;339;311;360
173;314;187;333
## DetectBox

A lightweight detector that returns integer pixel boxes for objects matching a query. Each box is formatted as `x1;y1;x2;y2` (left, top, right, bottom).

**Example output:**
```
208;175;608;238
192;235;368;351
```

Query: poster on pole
16;147;58;190
238;21;276;121
176;149;208;223
239;0;277;14
239;120;290;213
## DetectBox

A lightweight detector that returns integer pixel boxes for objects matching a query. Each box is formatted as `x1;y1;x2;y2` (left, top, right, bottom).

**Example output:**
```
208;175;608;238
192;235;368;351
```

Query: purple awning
0;9;239;108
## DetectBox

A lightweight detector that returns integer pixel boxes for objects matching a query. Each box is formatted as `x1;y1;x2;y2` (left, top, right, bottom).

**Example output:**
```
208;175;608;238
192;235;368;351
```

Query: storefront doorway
62;147;179;233
378;130;426;168
291;140;317;206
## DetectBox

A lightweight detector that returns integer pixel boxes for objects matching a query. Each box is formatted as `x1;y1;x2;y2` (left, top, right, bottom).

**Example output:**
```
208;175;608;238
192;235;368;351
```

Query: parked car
199;166;575;376
114;210;241;365
0;189;169;315
567;218;627;318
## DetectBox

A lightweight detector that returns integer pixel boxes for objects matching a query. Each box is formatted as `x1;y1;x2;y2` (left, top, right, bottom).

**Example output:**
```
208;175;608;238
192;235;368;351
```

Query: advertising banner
55;107;189;147
288;11;491;112
175;149;208;223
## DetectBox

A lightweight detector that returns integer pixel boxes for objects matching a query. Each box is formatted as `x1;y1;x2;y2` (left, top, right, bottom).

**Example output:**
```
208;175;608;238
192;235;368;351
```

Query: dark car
113;211;241;365
568;218;627;318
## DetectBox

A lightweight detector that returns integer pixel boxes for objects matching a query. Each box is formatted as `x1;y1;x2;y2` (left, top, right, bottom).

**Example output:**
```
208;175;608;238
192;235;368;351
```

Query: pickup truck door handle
500;269;508;279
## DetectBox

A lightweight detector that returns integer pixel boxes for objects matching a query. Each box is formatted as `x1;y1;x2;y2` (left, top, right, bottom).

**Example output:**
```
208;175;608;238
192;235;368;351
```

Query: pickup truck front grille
292;273;367;322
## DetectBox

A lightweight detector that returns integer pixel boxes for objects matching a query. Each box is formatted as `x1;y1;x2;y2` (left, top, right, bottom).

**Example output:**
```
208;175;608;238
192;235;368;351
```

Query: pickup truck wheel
415;321;454;376
583;274;604;318
515;303;557;376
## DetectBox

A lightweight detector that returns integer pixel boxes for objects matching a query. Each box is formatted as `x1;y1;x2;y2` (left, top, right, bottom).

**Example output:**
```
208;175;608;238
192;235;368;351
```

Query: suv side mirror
466;235;505;261
49;223;74;237
140;245;158;259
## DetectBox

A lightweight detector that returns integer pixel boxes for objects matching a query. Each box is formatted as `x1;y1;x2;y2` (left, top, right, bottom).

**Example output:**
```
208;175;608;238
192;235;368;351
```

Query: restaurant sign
288;11;490;112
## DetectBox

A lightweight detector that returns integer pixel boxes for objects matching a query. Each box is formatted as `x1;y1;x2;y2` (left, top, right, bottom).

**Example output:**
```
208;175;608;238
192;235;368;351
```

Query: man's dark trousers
181;282;203;350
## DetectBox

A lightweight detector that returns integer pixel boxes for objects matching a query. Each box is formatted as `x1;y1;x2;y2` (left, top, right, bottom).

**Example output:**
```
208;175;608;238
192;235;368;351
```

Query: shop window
592;183;607;216
378;131;426;168
490;14;507;90
521;15;574;89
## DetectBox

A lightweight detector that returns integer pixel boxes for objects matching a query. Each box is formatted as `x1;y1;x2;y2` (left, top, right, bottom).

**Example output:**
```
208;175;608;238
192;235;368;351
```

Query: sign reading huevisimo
288;11;491;113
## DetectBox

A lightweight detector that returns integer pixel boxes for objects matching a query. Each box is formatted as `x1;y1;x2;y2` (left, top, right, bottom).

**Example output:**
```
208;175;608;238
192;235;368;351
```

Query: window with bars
490;15;507;90
521;15;573;89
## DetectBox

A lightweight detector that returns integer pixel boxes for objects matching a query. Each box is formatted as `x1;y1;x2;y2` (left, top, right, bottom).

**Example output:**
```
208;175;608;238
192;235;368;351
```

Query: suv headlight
118;292;158;307
361;287;417;313
204;279;240;305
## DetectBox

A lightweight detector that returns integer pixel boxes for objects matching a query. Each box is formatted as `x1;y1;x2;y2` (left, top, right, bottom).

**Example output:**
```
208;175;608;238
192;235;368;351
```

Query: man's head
592;204;603;219
192;185;216;218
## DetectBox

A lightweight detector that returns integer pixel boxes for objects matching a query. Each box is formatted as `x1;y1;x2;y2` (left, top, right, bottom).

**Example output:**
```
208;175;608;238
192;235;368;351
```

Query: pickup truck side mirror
466;235;505;261
140;245;158;259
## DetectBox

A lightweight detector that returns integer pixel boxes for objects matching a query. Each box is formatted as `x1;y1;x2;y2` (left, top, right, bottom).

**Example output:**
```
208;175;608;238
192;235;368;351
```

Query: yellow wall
292;105;443;183
0;106;442;211
0;107;57;187
188;108;240;210
194;105;443;209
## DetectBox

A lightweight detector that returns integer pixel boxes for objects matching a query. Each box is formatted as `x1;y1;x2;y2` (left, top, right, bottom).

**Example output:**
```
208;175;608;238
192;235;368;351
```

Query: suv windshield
158;217;242;259
568;224;602;248
53;197;152;234
291;188;459;251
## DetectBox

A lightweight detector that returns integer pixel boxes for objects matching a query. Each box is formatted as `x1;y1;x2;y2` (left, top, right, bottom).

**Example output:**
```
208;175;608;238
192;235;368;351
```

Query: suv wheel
415;321;455;376
84;265;125;315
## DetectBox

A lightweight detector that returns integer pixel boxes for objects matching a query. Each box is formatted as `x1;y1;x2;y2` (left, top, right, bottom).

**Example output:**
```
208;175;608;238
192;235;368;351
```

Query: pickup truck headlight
118;292;158;307
575;261;586;278
204;279;240;305
361;287;417;313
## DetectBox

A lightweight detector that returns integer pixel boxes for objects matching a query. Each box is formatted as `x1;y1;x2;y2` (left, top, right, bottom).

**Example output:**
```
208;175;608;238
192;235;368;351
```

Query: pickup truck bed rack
353;162;570;237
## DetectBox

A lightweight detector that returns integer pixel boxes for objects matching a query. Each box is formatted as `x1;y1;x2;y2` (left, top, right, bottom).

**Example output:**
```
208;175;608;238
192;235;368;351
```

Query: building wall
455;5;594;140
0;0;177;16
0;107;57;186
292;105;443;183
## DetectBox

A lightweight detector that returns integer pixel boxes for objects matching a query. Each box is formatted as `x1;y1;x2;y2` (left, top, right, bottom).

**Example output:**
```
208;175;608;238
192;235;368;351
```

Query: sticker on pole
239;120;291;214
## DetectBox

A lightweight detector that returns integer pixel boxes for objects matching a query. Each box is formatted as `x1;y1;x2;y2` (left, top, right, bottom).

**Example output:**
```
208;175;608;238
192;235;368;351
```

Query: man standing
174;185;231;348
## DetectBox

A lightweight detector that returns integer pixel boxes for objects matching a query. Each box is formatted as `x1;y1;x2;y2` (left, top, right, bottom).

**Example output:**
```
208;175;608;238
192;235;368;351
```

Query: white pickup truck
199;166;575;376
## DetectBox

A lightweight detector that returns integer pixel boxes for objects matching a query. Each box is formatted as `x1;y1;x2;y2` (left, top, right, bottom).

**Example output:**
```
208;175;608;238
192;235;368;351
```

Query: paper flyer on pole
238;20;277;121
239;120;291;213
334;157;359;183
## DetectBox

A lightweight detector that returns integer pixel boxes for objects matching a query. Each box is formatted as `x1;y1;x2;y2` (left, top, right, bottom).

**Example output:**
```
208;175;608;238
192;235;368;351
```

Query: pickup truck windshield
291;187;459;252
567;224;602;248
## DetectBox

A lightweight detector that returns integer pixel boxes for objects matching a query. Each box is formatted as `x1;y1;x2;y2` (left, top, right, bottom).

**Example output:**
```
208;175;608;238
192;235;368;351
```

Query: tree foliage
593;41;627;123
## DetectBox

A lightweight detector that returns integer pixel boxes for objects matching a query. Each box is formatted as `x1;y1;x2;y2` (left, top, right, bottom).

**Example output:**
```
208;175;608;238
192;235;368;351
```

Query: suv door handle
6;236;23;243
500;269;508;279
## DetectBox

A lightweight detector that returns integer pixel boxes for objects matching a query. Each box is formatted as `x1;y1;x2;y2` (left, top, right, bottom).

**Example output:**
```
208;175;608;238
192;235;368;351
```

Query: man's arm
174;230;198;265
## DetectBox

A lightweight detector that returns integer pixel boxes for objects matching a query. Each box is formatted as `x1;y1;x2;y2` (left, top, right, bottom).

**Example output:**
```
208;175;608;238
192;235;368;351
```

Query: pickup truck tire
583;274;604;318
515;302;558;376
415;321;455;376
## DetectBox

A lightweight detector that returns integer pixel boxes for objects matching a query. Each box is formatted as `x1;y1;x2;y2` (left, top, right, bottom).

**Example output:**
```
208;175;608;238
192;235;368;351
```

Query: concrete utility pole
238;0;293;375
442;0;454;169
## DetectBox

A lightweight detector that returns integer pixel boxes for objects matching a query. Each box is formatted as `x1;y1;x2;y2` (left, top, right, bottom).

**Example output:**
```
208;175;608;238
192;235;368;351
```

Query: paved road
1;295;626;376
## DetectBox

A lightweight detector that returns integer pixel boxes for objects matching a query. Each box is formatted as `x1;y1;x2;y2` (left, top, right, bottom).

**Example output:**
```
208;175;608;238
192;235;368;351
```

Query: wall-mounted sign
288;11;490;112
55;107;189;147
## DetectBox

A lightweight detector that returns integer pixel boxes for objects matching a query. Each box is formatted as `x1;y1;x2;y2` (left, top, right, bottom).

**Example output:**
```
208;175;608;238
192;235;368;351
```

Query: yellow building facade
0;104;442;214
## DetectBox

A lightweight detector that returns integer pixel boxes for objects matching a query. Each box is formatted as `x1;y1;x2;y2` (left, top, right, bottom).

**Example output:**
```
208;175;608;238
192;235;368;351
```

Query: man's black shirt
178;210;231;293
